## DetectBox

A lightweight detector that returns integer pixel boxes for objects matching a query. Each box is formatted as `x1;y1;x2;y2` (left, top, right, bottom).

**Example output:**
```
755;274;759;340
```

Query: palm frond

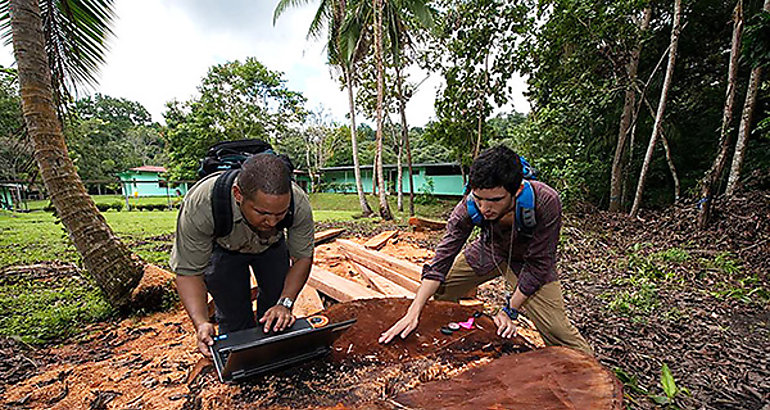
1;0;116;106
307;0;331;39
273;0;315;25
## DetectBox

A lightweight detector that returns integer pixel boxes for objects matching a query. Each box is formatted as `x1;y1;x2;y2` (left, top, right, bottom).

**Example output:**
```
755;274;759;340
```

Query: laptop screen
211;318;356;382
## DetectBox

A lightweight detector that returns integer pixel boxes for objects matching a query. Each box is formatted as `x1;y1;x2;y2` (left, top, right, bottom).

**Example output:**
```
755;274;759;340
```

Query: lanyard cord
486;221;516;288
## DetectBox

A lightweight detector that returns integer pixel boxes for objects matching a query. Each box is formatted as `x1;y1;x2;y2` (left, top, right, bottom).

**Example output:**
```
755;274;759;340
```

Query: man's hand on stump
493;310;517;339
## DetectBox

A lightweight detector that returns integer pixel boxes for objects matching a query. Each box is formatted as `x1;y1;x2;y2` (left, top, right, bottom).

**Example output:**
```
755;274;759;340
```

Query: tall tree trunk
372;148;378;195
10;0;143;307
725;0;769;196
473;50;491;159
630;0;683;217
610;7;652;212
659;132;680;202
373;0;392;220
345;68;373;216
638;89;681;203
395;63;415;215
698;0;744;227
394;123;403;212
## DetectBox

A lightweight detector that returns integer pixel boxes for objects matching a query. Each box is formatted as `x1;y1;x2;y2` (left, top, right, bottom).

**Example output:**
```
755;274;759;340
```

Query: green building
318;163;465;196
0;183;23;210
118;166;189;198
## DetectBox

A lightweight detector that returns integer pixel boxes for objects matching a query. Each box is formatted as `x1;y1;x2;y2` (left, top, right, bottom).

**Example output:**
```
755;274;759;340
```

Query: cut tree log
395;347;623;409
308;266;383;302
337;239;422;282
340;249;420;292
294;285;324;317
314;228;345;245
363;230;398;250
408;216;447;231
349;262;415;298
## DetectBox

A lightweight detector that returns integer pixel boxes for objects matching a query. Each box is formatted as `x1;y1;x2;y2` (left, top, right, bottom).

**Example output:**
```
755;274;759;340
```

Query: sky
0;0;530;127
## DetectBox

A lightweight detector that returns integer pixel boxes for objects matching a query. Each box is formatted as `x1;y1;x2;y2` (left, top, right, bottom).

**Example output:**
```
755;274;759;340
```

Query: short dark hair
238;153;292;198
469;145;523;195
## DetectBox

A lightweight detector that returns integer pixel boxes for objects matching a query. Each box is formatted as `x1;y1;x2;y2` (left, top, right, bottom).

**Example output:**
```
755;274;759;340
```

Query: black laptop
209;316;356;383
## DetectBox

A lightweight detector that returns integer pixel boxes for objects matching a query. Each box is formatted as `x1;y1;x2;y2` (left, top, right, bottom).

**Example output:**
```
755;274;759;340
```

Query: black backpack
199;139;295;238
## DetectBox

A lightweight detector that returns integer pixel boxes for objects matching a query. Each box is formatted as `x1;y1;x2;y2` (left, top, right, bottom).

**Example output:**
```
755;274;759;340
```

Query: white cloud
0;0;529;128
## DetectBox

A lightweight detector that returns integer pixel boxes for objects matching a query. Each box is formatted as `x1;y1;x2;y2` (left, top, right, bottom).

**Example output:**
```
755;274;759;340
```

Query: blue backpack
466;156;537;240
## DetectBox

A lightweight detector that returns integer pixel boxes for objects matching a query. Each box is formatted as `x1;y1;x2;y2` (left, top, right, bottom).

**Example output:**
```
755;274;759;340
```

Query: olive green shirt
169;174;314;276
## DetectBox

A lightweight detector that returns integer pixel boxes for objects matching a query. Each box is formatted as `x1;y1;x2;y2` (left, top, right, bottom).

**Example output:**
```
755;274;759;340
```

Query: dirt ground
2;191;769;408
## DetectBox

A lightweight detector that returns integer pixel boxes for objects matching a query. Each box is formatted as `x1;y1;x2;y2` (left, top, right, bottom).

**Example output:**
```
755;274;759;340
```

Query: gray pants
204;238;289;334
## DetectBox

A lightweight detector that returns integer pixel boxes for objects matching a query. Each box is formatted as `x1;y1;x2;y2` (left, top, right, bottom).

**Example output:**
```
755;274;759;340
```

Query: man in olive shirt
170;154;314;357
380;146;592;355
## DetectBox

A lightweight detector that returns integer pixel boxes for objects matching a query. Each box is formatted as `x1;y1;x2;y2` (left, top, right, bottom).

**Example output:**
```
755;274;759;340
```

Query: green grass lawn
3;193;453;267
0;193;454;343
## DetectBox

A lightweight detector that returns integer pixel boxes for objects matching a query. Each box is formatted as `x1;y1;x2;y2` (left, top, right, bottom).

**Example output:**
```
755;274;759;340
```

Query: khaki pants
435;253;593;355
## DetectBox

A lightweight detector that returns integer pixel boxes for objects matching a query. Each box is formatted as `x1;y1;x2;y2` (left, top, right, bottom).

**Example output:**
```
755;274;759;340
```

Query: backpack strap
212;169;296;238
212;169;240;238
515;181;536;240
276;189;295;230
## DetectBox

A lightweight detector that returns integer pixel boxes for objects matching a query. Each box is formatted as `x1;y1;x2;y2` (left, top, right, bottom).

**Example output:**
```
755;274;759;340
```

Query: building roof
129;166;167;173
320;162;460;172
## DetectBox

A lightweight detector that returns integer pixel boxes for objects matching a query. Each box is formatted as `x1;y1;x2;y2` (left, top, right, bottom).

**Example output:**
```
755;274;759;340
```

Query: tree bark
725;0;769;197
637;89;681;203
609;7;651;212
395;63;415;216
345;68;373;216
630;0;683;217
373;0;392;219
10;0;143;307
697;0;744;227
659;132;680;202
394;123;403;212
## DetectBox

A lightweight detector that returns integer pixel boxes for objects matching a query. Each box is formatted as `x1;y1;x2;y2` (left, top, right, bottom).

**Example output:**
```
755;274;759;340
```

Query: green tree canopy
163;58;307;180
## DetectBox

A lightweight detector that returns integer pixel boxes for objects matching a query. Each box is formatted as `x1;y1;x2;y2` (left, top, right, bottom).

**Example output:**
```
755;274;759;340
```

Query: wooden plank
294;285;324;317
314;228;345;245
349;262;415;298
363;230;398;250
340;249;420;293
408;216;447;231
337;239;422;283
308;266;383;302
458;299;484;308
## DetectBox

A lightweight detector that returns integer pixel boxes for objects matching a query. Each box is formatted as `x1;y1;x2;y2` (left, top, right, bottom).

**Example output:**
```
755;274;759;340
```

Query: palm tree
372;0;392;219
386;0;432;216
4;0;143;306
341;0;433;218
273;0;374;216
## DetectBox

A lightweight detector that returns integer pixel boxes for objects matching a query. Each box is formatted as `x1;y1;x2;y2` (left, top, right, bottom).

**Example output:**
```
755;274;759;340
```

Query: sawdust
1;231;564;409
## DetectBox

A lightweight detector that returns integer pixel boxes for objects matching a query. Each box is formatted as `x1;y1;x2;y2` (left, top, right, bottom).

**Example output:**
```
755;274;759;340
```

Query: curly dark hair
468;145;523;195
238;153;292;198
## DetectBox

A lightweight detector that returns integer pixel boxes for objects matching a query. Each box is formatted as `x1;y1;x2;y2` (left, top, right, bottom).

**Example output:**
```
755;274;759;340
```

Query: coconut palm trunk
394;62;415;215
373;0;392;220
630;0;683;217
10;0;143;307
344;67;374;216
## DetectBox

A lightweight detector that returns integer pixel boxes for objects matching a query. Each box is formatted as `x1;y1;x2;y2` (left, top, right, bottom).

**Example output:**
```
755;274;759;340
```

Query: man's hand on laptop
196;322;215;357
259;305;295;333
